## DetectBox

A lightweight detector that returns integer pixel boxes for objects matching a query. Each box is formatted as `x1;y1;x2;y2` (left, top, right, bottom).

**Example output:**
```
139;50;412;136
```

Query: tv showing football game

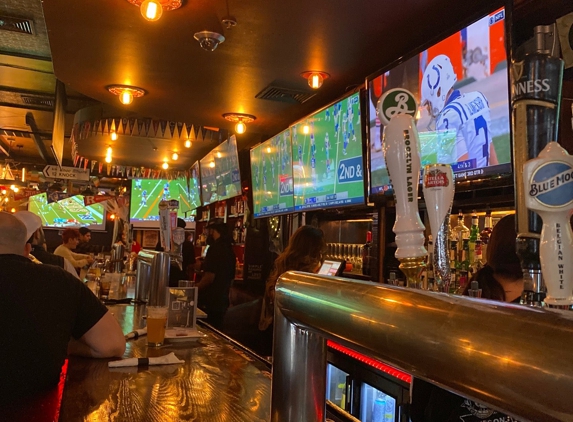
291;90;366;211
368;6;511;195
130;178;194;227
200;152;218;205
215;135;242;200
251;128;294;218
188;161;202;211
28;193;106;230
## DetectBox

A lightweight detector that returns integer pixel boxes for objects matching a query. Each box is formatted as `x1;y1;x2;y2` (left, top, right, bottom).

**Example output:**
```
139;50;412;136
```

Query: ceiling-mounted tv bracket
221;16;237;29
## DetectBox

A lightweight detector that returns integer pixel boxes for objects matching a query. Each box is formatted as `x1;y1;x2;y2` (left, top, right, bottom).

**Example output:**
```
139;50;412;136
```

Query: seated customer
410;215;523;422
14;211;80;279
0;212;125;401
54;228;94;270
75;227;99;254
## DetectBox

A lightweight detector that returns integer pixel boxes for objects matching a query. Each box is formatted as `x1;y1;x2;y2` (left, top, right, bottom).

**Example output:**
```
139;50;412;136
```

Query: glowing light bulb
4;197;8;203
110;213;116;220
105;156;112;163
172;152;179;160
107;146;112;155
216;151;222;158
184;139;191;148
266;147;271;153
10;208;15;213
303;124;310;134
21;167;26;183
308;73;324;89
13;187;19;193
209;161;215;168
111;131;118;141
1;190;5;195
119;91;133;105
162;162;169;170
140;0;163;21
235;121;246;134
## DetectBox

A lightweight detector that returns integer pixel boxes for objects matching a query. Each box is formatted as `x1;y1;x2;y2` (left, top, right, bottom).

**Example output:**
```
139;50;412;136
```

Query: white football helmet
421;54;457;118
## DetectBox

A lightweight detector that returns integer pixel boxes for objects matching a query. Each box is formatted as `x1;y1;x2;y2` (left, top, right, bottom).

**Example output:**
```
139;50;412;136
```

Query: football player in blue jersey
421;54;498;168
298;144;303;167
162;183;170;200
135;179;142;190
141;189;148;206
310;155;317;186
343;132;349;156
324;132;331;173
325;107;331;121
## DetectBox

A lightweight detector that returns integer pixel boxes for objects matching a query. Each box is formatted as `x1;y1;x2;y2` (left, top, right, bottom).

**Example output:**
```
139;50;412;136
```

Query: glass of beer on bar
147;306;168;347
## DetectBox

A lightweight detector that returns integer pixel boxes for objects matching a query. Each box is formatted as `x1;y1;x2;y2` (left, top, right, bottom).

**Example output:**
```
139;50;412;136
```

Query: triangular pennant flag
121;118;129;134
128;118;136;135
180;124;189;141
152;120;160;136
99;162;104;174
107;118;114;135
113;118;121;133
91;160;97;172
176;121;184;138
160;120;168;137
84;159;89;170
126;167;132;178
169;121;176;138
106;164;111;175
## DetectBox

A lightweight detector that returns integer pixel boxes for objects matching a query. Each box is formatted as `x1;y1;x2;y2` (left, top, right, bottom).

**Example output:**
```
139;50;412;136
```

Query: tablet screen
318;260;344;276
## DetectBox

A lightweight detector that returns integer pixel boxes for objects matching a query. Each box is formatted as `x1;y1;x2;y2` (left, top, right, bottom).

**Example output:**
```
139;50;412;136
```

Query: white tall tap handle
383;114;426;260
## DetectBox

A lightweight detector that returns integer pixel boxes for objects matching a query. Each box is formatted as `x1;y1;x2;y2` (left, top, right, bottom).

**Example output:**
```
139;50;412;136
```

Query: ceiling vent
0;16;35;35
255;85;316;104
21;95;54;108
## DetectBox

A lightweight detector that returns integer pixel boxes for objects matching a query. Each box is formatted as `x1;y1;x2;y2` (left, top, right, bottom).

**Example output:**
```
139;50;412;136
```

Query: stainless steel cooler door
360;382;397;422
326;363;349;411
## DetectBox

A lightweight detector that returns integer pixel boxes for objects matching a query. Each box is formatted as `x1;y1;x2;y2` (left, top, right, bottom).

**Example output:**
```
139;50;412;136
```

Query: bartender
195;219;236;329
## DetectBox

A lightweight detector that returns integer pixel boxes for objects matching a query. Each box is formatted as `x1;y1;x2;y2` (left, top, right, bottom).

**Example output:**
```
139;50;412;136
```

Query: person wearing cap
196;220;236;329
0;212;125;401
14;211;81;279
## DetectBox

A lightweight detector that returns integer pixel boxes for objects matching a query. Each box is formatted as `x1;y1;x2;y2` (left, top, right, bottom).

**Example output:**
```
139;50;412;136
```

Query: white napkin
124;327;147;340
108;352;184;368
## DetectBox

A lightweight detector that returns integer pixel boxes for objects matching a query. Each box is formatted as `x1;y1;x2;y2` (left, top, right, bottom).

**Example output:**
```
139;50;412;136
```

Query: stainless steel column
271;304;326;422
148;252;170;306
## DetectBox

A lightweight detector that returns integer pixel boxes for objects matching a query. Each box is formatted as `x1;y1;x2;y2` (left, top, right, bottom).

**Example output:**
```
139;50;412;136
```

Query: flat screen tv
28;193;106;230
367;6;511;196
200;152;218;205
251;128;295;218
130;178;194;227
291;90;366;211
215;135;242;200
188;161;202;211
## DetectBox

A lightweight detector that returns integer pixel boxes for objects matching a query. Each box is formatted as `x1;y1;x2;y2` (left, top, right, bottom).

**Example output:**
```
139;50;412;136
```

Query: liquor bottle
512;24;564;306
457;240;471;294
449;240;458;293
362;231;372;276
468;210;479;264
473;240;484;274
480;207;493;263
451;210;469;246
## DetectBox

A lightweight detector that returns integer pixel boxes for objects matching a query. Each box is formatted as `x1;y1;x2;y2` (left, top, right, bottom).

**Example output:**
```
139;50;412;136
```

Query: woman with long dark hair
259;225;325;331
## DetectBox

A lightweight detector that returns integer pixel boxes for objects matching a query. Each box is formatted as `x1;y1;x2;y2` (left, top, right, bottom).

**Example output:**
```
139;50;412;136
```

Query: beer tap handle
523;142;573;307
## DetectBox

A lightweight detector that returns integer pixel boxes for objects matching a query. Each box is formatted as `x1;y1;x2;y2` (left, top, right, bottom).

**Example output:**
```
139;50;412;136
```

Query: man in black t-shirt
0;212;125;402
196;220;236;328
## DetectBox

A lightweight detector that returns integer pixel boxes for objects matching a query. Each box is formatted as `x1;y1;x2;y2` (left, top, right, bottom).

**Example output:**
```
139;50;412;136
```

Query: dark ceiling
0;0;570;173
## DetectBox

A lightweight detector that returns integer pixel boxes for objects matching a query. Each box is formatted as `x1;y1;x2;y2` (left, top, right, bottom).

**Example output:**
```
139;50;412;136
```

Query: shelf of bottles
422;208;514;294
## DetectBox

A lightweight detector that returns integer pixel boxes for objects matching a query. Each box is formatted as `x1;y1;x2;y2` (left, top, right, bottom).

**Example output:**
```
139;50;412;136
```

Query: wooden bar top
58;304;272;421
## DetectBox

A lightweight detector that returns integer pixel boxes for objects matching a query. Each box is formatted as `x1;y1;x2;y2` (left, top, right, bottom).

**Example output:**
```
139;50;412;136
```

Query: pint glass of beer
147;306;168;347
